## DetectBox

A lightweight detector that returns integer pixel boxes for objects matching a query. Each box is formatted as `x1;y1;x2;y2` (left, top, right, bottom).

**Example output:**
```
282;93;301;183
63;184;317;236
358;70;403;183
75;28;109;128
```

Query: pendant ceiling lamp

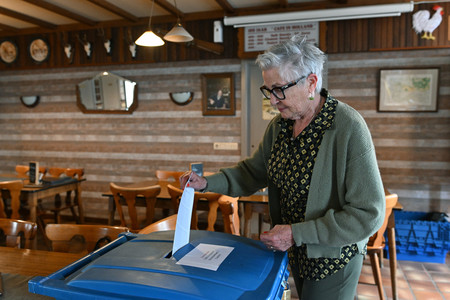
163;0;193;43
135;0;164;47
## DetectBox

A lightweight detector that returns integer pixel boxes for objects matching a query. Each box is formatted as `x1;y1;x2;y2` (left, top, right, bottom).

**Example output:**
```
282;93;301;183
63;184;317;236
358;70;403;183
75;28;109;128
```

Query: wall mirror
170;92;194;106
76;72;138;114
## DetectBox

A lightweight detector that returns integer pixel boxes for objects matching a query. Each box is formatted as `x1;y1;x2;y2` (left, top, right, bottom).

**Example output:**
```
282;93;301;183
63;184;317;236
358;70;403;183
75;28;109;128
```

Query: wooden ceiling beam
87;0;139;22
214;0;235;14
22;0;97;26
154;0;184;19
0;23;19;32
0;6;56;29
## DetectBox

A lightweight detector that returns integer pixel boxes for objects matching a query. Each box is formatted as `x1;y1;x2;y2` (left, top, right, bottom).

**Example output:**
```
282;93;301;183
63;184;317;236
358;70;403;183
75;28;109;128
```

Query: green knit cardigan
205;100;385;258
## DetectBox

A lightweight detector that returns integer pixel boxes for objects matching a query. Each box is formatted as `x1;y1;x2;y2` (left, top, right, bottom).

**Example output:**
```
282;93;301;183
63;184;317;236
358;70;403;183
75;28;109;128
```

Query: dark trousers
291;253;364;300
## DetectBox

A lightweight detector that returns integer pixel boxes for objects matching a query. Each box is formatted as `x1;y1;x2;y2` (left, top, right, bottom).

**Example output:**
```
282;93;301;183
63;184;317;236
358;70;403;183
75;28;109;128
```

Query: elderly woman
181;35;385;299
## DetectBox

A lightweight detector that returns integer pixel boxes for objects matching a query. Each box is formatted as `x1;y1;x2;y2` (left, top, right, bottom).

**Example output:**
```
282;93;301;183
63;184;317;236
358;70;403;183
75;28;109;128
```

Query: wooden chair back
0;180;24;219
47;167;67;177
110;183;161;232
65;168;84;179
155;170;185;182
45;223;129;253
366;191;398;300
167;184;223;231
15;165;47;178
47;167;84;179
139;214;178;234
218;195;240;235
368;192;398;249
0;218;37;249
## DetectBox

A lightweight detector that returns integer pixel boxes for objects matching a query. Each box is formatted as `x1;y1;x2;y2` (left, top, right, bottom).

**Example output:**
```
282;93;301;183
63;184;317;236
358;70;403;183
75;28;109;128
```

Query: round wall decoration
0;40;18;64
29;38;50;63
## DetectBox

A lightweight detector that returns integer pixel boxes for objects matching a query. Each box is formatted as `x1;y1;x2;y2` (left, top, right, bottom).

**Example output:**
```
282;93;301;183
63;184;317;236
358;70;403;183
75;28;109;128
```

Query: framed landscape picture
378;68;439;112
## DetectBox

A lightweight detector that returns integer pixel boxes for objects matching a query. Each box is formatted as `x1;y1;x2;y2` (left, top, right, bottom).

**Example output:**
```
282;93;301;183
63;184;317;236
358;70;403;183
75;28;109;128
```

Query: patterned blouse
267;89;359;281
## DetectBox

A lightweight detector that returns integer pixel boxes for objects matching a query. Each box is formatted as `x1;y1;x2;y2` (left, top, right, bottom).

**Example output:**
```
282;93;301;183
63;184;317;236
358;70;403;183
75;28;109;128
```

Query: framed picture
202;73;235;116
0;40;18;64
378;68;439;112
29;38;50;63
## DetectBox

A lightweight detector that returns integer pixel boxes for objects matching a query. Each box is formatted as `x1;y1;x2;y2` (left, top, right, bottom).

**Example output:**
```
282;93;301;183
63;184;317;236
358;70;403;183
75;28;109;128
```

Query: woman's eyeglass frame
259;76;306;100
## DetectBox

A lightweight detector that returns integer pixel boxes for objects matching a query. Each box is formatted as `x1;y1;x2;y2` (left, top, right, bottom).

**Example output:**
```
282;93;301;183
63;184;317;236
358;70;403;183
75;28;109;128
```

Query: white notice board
244;22;319;52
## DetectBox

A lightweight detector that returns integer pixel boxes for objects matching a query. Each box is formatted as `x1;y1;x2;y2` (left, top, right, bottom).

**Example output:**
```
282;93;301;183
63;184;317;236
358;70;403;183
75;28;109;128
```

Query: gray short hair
255;35;326;93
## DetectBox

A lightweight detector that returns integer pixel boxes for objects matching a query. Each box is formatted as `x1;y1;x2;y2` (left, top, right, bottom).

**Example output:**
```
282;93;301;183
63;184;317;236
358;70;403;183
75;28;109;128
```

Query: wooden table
0;175;85;223
238;194;269;238
0;174;85;223
23;179;85;223
0;247;84;299
0;247;83;276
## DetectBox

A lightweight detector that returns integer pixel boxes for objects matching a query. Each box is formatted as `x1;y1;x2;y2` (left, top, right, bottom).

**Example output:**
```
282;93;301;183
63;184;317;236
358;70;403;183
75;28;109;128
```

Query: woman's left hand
260;225;295;252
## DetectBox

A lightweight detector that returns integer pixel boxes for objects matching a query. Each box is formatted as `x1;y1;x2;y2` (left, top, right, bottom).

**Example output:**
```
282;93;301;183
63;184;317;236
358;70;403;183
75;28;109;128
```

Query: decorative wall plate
29;38;50;63
0;40;18;64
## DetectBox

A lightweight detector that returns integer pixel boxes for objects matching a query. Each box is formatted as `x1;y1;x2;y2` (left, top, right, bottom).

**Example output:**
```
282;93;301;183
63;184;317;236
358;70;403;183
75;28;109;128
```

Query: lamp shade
135;30;165;47
163;23;193;42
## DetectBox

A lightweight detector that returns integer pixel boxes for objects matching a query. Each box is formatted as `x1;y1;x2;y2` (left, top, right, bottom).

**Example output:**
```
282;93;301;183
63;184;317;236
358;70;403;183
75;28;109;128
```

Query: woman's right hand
179;171;207;191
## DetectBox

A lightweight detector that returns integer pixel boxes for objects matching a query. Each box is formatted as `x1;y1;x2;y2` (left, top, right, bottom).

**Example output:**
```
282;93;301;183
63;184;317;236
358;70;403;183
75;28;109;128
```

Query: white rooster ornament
412;5;444;40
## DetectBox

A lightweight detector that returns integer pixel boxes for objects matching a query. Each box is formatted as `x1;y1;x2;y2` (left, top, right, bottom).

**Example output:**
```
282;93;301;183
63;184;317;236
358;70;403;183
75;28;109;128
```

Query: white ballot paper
176;243;234;271
172;186;194;254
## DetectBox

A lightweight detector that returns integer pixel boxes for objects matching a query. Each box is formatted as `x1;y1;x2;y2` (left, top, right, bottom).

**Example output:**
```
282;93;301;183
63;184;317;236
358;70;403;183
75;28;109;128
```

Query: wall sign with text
244;22;319;52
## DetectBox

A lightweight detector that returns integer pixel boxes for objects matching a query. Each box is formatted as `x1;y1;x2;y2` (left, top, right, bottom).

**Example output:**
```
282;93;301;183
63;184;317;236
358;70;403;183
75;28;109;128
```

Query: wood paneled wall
327;48;449;213
0;59;242;220
0;48;448;221
326;3;450;53
0;19;236;70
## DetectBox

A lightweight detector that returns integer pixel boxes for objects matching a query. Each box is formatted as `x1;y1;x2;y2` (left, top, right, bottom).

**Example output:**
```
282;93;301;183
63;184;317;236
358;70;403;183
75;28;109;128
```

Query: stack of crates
388;211;450;263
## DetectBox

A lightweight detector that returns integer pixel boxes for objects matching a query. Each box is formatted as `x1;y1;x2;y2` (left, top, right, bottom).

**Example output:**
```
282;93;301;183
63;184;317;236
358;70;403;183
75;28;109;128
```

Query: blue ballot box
29;230;290;299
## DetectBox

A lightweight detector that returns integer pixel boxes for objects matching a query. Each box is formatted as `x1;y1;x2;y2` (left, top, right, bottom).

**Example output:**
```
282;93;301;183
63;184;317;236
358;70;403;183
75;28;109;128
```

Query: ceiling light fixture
163;0;193;43
135;0;164;47
224;2;414;27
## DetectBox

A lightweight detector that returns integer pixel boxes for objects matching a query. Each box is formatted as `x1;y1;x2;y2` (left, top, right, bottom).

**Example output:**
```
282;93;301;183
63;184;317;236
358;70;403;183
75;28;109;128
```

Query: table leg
207;200;219;231
0;194;5;218
10;197;20;220
108;197;115;225
28;195;38;223
76;183;84;223
243;203;253;238
387;213;398;300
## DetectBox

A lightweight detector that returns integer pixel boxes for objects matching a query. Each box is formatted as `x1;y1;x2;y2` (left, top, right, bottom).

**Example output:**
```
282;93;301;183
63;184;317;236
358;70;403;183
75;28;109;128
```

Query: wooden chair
218;195;240;235
47;167;66;177
0;180;24;219
37;167;85;224
138;214;178;234
45;223;129;254
167;184;223;231
110;182;161;232
366;191;398;300
155;170;185;182
0;218;37;249
15;164;47;179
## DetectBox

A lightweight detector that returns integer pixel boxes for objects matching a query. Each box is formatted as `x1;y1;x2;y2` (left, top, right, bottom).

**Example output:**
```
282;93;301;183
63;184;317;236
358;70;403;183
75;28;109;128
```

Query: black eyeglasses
260;76;306;100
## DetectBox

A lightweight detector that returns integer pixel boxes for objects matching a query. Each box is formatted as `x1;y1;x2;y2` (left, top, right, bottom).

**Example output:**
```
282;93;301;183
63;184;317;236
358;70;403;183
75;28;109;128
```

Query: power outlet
213;142;238;150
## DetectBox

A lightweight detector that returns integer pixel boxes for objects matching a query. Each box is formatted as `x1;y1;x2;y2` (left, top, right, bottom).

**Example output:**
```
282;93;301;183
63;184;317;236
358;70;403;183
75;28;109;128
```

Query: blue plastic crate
385;211;450;264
